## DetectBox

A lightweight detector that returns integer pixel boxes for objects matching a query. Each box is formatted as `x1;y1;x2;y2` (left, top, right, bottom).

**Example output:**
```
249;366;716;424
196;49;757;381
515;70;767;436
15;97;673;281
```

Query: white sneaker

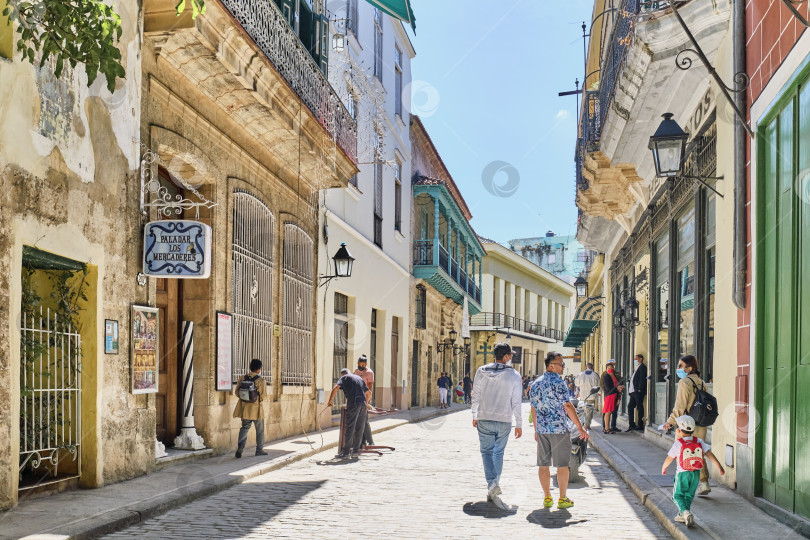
697;482;711;496
683;510;695;527
487;483;502;498
674;513;686;523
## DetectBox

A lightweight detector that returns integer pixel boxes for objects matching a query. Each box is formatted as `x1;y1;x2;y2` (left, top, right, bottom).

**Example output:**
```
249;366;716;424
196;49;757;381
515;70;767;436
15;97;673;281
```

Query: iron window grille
281;223;314;386
232;190;274;383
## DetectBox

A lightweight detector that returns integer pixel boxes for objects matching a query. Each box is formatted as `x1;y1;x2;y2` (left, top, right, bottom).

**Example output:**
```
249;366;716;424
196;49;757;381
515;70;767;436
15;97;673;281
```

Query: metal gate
281;223;313;386
19;307;81;486
232;191;274;382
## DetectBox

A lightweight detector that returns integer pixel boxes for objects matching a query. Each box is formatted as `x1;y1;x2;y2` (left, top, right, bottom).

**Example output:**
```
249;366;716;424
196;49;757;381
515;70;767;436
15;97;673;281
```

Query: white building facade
317;0;416;421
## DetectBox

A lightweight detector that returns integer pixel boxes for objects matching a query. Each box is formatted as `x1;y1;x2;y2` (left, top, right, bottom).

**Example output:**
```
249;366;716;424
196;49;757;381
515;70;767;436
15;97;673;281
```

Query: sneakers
235;448;243;458
487;483;502;499
683;510;695;527
557;497;574;509
543;496;554;508
674;512;686;523
697;481;711;496
255;450;268;456
335;452;348;459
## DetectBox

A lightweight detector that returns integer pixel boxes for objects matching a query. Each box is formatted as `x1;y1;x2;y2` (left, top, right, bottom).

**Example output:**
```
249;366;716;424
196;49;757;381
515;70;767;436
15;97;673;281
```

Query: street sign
143;220;212;278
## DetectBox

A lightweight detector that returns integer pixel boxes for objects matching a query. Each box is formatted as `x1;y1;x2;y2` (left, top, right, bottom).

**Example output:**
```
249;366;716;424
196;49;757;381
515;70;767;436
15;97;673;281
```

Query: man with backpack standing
233;358;267;458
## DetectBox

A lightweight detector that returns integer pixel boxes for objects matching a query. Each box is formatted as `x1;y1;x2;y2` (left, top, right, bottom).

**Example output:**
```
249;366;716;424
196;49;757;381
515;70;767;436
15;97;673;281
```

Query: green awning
563;319;600;348
22;246;86;272
364;0;416;30
574;296;604;321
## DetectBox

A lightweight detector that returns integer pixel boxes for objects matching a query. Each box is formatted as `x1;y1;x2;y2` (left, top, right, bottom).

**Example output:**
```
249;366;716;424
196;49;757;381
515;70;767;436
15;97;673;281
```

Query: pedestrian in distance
328;368;371;459
661;415;725;527
233;358;267;458
447;373;454;407
574;362;601;430
601;360;624;434
663;355;712;495
353;355;375;448
626;354;648;431
471;342;523;506
463;372;473;404
437;372;449;409
529;352;589;510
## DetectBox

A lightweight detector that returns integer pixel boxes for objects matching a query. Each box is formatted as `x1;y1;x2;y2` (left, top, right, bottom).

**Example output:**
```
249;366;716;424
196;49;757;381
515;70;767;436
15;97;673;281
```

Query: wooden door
156;278;180;444
390;317;399;409
411;340;419;407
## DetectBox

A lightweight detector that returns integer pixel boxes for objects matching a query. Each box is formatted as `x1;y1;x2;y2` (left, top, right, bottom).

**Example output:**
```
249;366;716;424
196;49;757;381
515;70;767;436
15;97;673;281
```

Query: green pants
673;470;700;512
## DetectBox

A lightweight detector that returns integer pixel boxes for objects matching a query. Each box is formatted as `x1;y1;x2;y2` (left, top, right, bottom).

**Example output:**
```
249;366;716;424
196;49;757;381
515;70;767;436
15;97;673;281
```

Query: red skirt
603;393;619;414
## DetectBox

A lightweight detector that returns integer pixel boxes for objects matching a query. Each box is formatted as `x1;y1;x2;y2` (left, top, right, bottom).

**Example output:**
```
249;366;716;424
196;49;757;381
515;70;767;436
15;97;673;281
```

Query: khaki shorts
536;433;571;468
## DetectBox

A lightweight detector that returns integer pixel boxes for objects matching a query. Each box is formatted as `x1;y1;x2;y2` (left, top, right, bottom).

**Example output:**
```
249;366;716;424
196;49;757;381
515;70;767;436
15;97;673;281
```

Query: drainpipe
732;0;747;310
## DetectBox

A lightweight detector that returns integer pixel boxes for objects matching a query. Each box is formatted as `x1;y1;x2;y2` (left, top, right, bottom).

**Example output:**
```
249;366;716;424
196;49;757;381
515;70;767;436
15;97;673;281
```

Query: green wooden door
757;77;810;520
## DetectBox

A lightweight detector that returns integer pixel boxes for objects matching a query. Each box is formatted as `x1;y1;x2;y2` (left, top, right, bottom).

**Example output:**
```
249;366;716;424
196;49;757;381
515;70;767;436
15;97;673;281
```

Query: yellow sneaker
557;497;574;509
543;496;554;508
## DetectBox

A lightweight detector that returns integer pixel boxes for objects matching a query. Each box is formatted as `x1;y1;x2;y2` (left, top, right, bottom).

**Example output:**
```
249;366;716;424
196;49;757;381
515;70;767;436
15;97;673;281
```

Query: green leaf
175;0;186;15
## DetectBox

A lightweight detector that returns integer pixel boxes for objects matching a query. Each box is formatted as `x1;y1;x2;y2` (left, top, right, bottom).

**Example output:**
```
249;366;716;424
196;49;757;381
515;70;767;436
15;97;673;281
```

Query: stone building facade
141;0;356;451
408;116;485;407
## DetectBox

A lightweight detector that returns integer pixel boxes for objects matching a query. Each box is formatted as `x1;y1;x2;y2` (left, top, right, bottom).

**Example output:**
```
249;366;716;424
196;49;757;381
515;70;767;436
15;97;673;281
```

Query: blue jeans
237;419;265;453
477;420;512;489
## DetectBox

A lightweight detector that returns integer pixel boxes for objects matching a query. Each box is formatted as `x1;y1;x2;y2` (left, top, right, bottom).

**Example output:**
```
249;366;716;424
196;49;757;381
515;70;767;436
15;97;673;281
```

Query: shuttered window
281;224;314;386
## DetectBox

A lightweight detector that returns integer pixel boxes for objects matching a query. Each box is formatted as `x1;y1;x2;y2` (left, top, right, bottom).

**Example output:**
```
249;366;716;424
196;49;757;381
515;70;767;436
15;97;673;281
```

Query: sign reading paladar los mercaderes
143;220;212;278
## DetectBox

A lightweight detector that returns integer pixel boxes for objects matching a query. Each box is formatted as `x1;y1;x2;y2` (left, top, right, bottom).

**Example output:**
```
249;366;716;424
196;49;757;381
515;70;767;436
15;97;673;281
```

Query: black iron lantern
332;31;346;52
574;276;588;298
332;242;355;277
649;113;689;177
613;306;625;330
448;329;458;344
625;297;640;326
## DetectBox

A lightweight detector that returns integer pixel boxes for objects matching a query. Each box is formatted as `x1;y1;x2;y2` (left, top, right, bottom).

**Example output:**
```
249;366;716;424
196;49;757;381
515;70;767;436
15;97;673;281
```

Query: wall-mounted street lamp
332;31;346;52
574;275;588;299
613;306;626;330
319;242;355;285
649;113;725;198
437;329;457;353
625;297;641;327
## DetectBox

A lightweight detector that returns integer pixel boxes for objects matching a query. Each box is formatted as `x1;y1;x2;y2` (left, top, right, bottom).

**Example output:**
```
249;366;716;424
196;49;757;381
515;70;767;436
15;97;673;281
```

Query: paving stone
105;405;670;539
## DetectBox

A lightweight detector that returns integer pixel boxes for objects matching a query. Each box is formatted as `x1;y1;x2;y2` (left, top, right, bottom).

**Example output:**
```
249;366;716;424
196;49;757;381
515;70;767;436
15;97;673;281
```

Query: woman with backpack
663;355;711;496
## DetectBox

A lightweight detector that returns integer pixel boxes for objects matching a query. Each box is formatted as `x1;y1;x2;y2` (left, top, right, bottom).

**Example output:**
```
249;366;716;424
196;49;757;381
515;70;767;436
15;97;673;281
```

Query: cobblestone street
106;406;670;539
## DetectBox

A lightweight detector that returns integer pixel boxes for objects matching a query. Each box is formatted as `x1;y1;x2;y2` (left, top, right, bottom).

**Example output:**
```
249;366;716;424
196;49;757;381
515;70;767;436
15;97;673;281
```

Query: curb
588;434;696;540
66;409;453;539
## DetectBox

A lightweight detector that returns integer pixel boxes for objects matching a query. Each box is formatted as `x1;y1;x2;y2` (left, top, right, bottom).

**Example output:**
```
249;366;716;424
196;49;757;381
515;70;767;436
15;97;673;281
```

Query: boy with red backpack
661;415;725;527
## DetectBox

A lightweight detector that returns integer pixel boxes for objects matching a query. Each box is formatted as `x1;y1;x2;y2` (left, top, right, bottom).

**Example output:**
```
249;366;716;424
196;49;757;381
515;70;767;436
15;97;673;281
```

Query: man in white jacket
471;342;523;503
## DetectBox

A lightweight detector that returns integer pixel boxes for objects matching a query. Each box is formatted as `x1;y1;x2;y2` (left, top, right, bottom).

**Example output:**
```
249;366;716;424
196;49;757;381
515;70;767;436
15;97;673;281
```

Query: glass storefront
653;233;670;426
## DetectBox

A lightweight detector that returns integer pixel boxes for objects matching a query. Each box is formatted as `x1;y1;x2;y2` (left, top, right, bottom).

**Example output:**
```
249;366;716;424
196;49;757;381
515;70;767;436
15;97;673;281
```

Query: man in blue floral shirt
529;352;589;510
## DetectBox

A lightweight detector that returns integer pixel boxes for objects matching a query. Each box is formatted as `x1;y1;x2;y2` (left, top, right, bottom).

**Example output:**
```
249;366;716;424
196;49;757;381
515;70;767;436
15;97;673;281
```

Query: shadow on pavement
463;501;519;518
566;479;591;489
526;508;589;528
315;456;359;466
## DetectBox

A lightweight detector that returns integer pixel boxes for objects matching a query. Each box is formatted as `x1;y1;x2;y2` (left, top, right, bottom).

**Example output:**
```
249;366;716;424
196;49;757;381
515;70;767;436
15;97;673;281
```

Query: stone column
174;321;206;450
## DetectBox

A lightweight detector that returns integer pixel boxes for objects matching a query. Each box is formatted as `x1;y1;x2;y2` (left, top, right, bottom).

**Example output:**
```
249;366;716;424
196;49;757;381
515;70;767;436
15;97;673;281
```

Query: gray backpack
238;375;260;403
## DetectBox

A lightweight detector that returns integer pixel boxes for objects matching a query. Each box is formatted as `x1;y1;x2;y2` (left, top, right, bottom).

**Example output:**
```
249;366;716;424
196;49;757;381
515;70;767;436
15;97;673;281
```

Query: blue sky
407;0;594;244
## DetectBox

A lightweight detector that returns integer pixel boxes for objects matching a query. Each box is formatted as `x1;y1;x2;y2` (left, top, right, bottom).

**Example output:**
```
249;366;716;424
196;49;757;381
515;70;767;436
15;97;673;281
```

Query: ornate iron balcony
220;0;357;164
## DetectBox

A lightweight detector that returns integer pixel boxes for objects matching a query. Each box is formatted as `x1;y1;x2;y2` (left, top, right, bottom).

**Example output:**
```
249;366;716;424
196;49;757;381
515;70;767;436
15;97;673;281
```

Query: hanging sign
143;220;212;278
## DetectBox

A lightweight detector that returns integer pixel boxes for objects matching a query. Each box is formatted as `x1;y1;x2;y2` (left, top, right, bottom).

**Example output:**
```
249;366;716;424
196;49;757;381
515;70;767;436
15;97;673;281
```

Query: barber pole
173;321;206;450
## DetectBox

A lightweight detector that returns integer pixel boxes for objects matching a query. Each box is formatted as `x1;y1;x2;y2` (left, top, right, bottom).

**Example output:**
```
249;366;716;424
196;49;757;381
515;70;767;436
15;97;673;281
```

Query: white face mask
634;360;639;368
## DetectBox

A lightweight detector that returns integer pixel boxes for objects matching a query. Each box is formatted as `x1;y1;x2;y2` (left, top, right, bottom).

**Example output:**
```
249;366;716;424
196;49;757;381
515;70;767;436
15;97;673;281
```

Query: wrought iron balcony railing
470;312;564;342
221;0;358;163
576;0;681;190
413;240;482;304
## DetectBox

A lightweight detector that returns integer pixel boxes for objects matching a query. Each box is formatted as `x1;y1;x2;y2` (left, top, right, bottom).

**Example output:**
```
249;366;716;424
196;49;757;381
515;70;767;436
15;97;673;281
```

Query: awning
574;296;604;321
364;0;416;31
562;319;599;348
563;297;604;348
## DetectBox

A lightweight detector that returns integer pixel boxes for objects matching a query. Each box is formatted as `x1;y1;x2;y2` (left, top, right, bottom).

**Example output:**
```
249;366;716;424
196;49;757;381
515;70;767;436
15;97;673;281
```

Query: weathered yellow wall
0;0;144;509
0;0;11;59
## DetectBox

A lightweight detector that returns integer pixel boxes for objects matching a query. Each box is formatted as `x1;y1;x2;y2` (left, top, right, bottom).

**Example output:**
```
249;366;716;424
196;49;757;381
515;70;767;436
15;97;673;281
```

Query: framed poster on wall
216;311;233;391
105;319;119;354
131;305;159;394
